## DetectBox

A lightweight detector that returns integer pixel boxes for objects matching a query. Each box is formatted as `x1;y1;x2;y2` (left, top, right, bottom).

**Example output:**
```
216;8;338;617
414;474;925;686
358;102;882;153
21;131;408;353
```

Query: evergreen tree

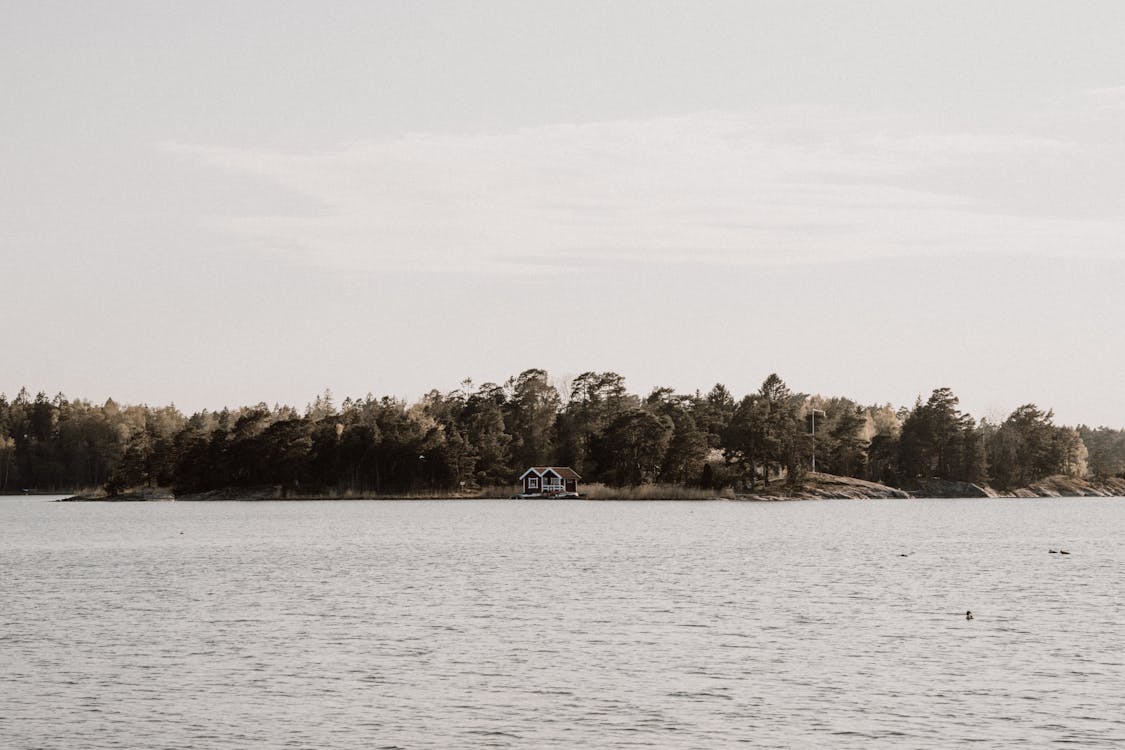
595;409;674;485
505;369;561;470
898;388;982;485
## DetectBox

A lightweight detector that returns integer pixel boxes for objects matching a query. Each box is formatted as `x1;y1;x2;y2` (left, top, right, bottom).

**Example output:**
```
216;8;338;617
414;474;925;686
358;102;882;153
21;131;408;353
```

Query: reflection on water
3;496;1124;748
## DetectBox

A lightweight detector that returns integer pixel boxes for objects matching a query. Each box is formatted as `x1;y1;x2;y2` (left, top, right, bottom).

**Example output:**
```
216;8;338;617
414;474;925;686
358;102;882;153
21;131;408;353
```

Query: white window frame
528;477;538;489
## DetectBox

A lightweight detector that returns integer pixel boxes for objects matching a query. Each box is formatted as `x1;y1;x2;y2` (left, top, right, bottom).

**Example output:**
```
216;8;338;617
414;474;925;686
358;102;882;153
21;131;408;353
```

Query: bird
1049;549;1058;554
1059;550;1070;555
965;610;974;620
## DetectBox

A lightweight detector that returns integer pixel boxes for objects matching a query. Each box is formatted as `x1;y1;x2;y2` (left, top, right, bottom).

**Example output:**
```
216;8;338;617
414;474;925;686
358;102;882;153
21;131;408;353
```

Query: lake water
2;496;1124;748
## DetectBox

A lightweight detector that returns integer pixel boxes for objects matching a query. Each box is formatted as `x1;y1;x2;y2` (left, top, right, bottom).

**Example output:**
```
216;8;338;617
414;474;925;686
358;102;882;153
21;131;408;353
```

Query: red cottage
519;466;581;497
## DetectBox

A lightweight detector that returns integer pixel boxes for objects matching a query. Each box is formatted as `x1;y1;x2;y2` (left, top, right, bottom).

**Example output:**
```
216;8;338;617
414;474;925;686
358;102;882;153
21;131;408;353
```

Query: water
2;496;1124;748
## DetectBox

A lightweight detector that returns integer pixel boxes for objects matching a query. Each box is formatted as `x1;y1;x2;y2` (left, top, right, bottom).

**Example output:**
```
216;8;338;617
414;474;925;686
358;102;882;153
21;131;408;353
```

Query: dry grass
473;485;518;498
280;484;518;500
580;482;734;501
131;483;742;501
64;486;111;498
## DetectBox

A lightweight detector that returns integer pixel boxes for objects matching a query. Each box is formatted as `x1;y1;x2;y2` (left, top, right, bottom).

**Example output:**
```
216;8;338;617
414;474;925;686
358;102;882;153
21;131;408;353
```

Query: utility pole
810;409;826;473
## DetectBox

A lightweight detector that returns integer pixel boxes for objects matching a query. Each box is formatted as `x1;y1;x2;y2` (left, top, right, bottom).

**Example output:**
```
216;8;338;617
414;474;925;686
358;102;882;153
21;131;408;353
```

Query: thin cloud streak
163;111;1121;274
1087;85;1125;111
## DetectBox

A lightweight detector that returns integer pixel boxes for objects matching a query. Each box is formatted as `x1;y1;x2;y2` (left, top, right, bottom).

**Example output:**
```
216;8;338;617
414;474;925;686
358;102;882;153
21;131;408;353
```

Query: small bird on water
965;610;974;620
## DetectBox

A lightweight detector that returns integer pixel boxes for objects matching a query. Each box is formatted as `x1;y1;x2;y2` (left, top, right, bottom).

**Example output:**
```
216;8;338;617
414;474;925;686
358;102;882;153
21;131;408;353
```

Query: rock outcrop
916;479;997;498
997;475;1125;498
58;488;175;502
736;472;912;501
907;475;1124;498
733;473;1125;501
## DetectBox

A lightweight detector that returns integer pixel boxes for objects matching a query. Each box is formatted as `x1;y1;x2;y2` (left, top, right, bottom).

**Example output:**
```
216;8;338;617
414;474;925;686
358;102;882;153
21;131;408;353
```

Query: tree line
2;370;1123;495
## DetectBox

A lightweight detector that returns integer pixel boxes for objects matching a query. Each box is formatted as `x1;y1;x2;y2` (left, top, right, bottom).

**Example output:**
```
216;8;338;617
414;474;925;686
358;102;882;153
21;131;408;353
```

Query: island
3;369;1122;502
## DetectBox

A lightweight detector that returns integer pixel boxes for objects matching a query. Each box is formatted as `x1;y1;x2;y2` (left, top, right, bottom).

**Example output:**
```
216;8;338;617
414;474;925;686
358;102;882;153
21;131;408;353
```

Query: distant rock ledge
735;473;1125;501
58;488;175;502
736;473;912;501
1000;475;1125;498
899;475;1125;499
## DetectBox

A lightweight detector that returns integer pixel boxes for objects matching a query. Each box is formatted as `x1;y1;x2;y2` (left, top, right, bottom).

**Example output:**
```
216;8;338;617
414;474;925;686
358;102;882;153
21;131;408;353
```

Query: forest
2;369;1124;496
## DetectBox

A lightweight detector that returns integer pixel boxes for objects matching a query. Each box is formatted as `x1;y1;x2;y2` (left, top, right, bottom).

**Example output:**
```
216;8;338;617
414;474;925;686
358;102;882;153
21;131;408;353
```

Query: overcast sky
3;1;1124;425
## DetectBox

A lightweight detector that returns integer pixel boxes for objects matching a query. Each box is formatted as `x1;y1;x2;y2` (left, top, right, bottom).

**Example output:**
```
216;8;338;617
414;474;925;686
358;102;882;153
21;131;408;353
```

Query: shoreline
55;473;1125;502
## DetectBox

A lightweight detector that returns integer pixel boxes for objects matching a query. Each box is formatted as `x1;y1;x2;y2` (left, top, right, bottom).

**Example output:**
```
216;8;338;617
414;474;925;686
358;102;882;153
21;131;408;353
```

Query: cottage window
528;477;538;489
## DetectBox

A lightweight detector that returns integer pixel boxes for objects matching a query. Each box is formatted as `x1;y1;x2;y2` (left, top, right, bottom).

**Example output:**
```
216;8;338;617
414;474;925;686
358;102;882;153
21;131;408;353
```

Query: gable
518;466;581;481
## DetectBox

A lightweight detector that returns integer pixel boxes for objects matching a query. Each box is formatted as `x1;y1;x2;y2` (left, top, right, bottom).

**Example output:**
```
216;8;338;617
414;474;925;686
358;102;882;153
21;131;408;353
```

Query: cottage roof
519;466;582;480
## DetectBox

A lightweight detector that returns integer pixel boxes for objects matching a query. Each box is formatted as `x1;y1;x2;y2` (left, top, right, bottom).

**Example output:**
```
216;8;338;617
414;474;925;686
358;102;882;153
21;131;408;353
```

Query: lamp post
810;409;826;473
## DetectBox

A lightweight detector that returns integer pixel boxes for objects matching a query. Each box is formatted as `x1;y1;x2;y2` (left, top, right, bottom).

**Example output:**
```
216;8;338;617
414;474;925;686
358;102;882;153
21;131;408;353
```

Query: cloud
164;112;1120;273
1087;85;1125;111
870;132;1075;156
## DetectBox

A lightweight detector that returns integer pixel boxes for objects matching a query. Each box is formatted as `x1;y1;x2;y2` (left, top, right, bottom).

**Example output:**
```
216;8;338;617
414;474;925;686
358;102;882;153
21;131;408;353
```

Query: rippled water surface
3;496;1124;748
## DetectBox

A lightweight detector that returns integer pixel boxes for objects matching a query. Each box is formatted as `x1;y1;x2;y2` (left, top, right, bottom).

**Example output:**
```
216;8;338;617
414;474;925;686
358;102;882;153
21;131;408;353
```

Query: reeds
579;482;734;501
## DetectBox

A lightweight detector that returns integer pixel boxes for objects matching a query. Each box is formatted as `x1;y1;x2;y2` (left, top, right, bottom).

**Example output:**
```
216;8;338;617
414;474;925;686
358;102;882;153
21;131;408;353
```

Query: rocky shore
735;473;912;501
790;473;1125;501
997;475;1125;498
910;475;1125;498
57;488;175;502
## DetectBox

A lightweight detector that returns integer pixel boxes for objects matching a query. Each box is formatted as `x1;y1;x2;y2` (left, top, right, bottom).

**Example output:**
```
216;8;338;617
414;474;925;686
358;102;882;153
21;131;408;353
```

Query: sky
2;1;1124;425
